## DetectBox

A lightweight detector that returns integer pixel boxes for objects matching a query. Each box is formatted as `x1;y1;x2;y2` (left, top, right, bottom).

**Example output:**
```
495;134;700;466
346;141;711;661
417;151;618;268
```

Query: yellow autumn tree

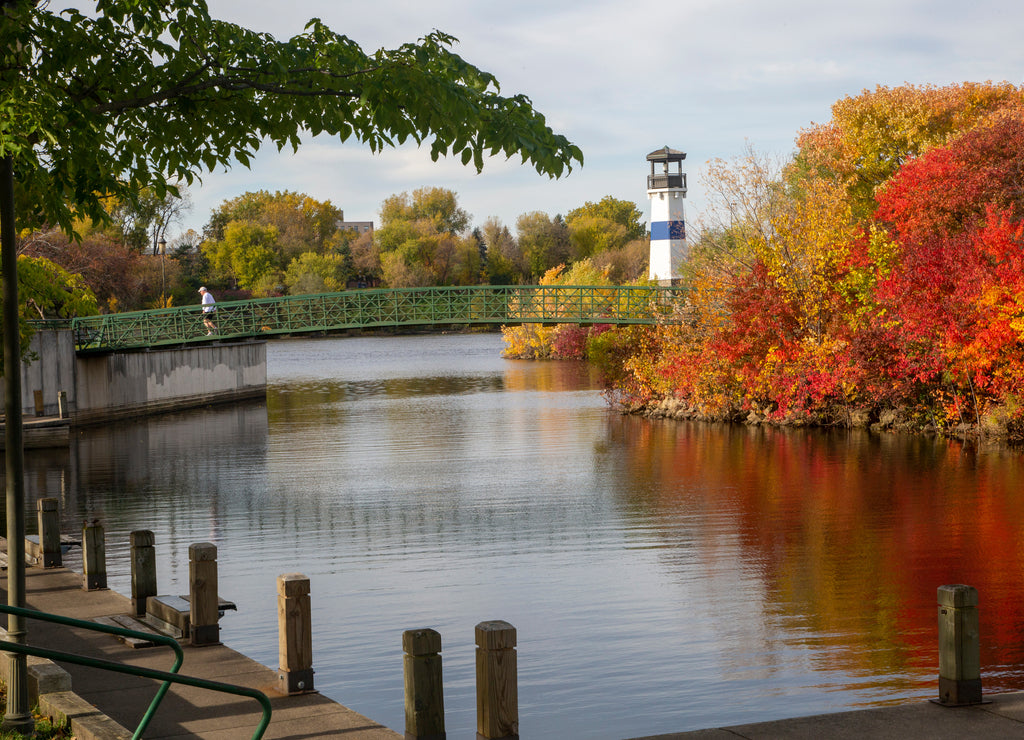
765;172;859;343
685;146;857;344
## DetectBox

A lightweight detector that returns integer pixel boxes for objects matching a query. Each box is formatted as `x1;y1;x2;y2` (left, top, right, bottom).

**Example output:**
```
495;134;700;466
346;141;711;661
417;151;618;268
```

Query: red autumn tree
872;114;1024;416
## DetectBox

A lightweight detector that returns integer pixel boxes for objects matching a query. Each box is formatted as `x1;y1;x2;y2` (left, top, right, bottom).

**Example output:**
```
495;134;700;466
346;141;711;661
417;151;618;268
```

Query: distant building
336;211;374;236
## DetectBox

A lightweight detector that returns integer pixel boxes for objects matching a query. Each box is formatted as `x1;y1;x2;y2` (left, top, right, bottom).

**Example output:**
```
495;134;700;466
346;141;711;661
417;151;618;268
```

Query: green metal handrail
0;604;271;739
0;604;182;738
71;284;688;352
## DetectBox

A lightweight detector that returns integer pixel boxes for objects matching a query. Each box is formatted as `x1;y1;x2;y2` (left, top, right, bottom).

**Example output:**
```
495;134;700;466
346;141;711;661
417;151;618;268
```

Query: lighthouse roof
646;146;686;162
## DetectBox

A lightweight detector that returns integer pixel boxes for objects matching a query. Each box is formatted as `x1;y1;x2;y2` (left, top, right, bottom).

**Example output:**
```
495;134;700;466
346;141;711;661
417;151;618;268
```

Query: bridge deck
71;285;686;352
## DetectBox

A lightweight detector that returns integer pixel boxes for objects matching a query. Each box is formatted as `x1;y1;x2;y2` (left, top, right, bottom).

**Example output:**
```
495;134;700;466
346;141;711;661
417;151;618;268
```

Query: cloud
178;0;1024;239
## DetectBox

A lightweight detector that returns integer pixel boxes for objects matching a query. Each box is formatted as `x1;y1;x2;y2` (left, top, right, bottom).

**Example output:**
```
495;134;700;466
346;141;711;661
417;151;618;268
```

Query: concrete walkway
627;693;1024;739
1;564;400;739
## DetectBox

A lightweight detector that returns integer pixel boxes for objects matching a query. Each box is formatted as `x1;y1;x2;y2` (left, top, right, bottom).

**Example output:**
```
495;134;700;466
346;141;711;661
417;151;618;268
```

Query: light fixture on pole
158;236;167;305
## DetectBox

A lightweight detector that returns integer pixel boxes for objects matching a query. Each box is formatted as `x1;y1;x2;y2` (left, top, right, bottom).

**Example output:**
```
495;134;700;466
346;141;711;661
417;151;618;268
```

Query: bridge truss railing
71;285;686;353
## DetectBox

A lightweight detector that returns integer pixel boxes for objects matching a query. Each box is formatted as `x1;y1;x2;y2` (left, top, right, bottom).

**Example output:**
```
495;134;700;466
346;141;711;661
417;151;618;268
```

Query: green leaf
5;0;582;236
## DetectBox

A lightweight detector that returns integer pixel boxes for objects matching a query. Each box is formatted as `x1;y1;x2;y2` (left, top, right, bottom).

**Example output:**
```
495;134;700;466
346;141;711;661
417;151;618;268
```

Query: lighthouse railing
648;173;687;190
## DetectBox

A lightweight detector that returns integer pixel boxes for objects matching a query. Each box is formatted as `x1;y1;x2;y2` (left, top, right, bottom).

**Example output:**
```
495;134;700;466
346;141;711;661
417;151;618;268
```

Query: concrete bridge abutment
2;329;266;430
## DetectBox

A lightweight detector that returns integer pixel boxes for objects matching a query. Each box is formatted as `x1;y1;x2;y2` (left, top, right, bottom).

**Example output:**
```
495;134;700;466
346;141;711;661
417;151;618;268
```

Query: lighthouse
646;146;687;284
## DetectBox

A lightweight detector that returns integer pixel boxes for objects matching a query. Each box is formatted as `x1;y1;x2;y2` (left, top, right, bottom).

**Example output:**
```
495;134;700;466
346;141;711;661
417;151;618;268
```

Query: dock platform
1;564;400;739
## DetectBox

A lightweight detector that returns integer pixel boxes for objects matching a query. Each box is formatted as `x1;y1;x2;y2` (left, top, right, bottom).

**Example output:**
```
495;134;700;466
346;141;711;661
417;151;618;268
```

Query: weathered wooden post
937;584;983;705
36;497;61;567
57;390;68;419
403;628;444;740
189;542;220;646
277;573;314;694
130;530;157;617
475;620;518;740
81;520;107;590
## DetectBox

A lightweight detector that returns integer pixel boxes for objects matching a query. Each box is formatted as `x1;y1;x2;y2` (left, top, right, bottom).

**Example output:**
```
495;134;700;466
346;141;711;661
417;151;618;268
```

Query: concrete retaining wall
74;341;266;424
0;329;77;417
2;329;266;425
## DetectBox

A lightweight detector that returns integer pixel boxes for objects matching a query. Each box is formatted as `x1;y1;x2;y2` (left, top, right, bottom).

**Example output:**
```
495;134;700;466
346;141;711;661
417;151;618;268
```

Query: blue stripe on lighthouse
651;221;686;240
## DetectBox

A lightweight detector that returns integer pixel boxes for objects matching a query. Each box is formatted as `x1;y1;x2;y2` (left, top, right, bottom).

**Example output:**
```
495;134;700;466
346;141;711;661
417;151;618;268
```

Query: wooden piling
189;542;220;646
36;497;61;568
937;584;983;705
475;620;518;740
277;573;315;695
82;520;107;590
403;628;445;740
130;530;157;617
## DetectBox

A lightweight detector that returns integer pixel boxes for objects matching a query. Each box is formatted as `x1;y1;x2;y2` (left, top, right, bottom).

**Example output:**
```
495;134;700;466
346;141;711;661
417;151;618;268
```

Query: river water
16;332;1024;738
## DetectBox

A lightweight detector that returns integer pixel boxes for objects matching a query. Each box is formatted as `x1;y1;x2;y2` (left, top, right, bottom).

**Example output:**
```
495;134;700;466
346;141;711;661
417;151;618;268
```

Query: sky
172;0;1024;240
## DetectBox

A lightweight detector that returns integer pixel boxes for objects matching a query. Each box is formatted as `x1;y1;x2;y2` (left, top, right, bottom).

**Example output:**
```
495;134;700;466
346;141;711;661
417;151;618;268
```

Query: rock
849;408;871;428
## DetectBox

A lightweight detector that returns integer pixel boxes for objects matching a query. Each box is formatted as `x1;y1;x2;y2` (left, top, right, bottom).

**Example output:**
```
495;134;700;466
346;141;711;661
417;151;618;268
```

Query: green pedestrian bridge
71;284;687;353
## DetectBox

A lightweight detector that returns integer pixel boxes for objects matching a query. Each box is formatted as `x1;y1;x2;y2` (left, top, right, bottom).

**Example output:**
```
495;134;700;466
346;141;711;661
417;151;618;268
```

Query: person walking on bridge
199;286;217;335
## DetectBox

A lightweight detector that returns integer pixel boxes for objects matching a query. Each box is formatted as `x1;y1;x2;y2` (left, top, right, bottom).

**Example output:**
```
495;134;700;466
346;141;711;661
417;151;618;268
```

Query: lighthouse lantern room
646;146;687;284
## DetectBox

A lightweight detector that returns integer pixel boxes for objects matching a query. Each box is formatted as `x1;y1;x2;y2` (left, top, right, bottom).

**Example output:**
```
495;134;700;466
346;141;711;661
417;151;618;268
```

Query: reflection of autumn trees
502;356;601;394
602;419;1024;692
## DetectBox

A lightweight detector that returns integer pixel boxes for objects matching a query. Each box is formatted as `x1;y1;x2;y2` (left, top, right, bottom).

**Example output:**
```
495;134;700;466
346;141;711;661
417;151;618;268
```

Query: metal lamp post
1;157;34;732
158;236;166;305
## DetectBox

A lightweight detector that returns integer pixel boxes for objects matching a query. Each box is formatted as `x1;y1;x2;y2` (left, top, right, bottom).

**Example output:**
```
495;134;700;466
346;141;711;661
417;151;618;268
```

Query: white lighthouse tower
646;146;687;284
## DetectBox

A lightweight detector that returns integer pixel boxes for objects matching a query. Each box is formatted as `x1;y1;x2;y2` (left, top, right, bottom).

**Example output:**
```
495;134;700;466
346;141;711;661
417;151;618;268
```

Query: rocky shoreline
623;395;1023;445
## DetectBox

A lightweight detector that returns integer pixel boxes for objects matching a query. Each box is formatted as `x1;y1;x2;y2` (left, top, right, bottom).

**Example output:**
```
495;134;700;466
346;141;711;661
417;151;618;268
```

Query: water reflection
7;333;1024;739
600;417;1024;699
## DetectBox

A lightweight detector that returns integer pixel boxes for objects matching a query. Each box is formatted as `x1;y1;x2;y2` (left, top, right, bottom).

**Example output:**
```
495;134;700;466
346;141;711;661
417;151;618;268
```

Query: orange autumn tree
649;145;864;420
795;82;1024;220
